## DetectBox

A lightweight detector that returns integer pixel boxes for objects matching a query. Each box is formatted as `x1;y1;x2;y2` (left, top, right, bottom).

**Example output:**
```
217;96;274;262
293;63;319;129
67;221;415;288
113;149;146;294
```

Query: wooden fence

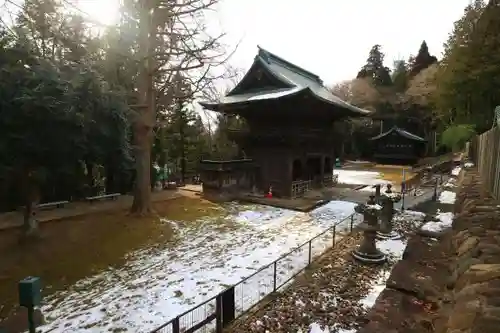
470;126;500;200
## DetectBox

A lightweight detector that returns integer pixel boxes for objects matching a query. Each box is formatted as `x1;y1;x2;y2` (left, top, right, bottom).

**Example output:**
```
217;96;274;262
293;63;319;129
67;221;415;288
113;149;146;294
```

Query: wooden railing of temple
291;180;312;199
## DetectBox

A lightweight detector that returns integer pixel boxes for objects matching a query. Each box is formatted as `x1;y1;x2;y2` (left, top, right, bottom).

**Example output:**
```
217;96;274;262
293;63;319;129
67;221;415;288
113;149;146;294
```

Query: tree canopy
0;0;234;228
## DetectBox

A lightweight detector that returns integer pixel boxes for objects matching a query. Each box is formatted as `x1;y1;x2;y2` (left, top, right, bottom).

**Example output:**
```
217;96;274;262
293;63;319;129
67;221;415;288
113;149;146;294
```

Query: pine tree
409;41;437;77
392;60;409;92
357;44;392;86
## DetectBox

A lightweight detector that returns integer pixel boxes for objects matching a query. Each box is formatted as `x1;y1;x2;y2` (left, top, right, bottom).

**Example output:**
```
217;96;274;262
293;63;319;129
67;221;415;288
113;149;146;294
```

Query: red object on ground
265;186;273;198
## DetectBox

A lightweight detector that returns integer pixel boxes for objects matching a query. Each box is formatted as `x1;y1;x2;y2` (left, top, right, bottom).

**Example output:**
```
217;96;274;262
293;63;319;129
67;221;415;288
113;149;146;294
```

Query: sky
76;0;473;85
2;0;474;86
210;0;473;85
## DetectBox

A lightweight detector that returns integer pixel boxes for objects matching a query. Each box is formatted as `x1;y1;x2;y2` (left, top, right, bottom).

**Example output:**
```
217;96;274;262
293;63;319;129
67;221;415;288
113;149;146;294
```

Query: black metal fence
148;213;360;333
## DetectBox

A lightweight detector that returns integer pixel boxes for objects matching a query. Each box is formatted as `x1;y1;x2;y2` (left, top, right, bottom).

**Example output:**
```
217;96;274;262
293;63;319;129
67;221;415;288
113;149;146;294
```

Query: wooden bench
85;193;121;203
36;200;69;210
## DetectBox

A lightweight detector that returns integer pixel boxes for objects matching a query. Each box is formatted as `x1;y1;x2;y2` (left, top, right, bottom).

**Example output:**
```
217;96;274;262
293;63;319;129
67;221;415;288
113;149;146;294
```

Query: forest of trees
1;0;500;233
0;0;237;232
331;0;500;157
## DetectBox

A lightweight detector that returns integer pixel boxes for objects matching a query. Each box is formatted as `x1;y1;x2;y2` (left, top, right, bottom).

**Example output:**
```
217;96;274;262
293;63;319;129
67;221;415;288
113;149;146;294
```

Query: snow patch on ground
439;190;457;204
421;211;454;233
451;166;462;176
377;239;407;260
334;169;390;186
306;323;357;333
358;236;408;309
359;270;391;309
400;210;427;218
38;201;361;333
359;184;389;193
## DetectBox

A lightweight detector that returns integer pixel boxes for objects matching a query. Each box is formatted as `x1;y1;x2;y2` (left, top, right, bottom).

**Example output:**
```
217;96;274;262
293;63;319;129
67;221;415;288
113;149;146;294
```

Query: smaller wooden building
369;126;426;164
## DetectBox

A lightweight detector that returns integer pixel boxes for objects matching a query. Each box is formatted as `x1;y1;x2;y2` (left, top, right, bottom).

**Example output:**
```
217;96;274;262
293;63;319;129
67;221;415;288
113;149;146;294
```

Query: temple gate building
198;47;370;198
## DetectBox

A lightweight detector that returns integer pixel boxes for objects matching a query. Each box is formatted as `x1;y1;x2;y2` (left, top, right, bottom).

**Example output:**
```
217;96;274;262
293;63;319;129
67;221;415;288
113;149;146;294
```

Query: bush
440;124;476;151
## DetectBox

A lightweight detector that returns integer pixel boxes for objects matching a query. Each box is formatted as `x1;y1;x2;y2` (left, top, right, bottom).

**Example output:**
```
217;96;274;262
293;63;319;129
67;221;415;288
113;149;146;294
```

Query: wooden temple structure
369;126;427;164
369;106;437;155
198;47;370;198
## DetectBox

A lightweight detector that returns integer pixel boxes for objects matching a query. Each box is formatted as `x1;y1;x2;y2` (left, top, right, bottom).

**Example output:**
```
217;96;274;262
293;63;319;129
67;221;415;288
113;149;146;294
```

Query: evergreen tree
357;44;392;86
409;41;437;77
434;0;499;132
391;60;409;92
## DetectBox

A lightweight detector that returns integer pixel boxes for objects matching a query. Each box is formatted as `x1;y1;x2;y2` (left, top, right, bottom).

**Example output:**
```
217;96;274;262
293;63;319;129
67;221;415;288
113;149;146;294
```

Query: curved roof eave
197;87;307;112
369;126;427;142
308;90;372;116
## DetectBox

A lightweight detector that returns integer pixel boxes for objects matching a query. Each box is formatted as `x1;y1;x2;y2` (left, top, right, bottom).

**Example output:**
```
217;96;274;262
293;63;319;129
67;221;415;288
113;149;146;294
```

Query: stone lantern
377;184;402;240
351;195;386;264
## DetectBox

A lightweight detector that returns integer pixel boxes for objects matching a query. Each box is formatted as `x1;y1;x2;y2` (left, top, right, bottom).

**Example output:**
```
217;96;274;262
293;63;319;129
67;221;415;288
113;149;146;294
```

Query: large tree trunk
131;121;153;215
85;161;95;196
179;107;186;185
22;170;40;238
105;161;118;194
131;0;155;215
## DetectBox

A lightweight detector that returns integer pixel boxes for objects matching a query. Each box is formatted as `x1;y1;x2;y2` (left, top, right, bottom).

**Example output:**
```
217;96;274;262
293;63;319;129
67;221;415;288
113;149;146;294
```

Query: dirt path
0;190;183;231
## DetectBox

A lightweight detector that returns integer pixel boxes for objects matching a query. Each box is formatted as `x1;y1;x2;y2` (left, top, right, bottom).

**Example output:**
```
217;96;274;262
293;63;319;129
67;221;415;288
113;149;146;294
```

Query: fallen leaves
229;213;425;333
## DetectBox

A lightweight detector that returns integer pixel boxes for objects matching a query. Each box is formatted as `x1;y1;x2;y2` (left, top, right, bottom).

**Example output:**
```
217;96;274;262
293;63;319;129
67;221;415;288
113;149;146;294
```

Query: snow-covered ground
421;210;454;233
439;190;457;204
334;169;390;186
451;166;462;176
38;201;362;333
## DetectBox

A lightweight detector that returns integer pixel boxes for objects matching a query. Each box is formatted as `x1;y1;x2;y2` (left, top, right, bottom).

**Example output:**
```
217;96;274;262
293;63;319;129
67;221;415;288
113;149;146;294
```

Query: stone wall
358;169;500;333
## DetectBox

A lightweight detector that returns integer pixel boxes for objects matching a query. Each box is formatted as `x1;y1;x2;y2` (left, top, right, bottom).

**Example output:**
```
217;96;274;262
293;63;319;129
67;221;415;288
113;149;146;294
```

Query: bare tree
330;78;381;111
131;0;236;214
330;80;353;102
405;63;438;107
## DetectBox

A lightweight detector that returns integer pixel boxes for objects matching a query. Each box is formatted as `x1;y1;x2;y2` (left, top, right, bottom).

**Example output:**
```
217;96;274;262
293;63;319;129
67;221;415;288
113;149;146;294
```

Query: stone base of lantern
351;248;387;264
376;230;402;240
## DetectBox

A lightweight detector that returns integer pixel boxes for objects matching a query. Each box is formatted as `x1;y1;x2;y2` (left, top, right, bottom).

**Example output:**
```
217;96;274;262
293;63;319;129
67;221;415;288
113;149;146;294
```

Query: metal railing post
401;182;405;211
308;240;312;265
375;184;381;204
215;295;223;333
221;287;235;328
332;225;336;247
172;317;180;333
432;178;438;201
273;261;277;292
